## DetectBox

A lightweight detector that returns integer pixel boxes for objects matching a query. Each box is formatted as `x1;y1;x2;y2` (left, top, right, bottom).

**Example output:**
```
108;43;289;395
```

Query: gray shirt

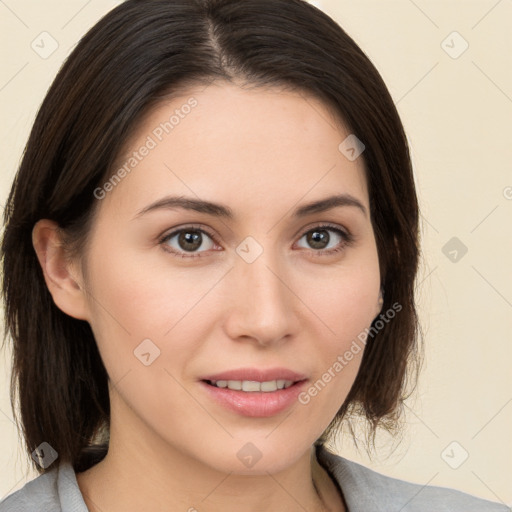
0;444;508;511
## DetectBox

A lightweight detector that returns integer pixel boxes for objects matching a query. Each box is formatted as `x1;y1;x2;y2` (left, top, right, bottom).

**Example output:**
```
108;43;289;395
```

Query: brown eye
161;227;216;257
177;230;203;251
306;229;331;249
296;224;353;254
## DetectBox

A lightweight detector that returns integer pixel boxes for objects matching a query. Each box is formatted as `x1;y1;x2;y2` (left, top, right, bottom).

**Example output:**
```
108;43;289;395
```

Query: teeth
227;380;242;390
209;379;295;392
242;380;261;392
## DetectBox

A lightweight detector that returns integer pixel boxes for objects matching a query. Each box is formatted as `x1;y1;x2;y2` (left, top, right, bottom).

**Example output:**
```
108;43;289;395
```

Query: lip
199;367;309;418
200;380;308;417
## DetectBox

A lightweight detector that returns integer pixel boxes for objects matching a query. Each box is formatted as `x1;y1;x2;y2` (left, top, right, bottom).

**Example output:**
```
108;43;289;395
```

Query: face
74;82;381;475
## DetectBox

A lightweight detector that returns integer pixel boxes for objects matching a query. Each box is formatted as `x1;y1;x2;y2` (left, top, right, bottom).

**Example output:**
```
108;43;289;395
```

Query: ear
32;219;90;321
373;288;384;319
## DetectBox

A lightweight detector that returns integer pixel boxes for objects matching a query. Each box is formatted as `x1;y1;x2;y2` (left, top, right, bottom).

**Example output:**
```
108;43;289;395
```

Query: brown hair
1;0;421;474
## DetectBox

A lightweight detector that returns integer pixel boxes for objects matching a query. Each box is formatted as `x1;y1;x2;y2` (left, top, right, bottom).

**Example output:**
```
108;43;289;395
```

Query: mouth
199;368;308;417
203;379;298;392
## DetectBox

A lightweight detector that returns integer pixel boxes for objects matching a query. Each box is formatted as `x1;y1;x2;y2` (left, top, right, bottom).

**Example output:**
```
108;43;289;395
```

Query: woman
0;0;507;510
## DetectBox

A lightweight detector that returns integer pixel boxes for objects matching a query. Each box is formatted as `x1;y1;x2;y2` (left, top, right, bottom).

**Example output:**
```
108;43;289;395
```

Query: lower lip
199;380;308;418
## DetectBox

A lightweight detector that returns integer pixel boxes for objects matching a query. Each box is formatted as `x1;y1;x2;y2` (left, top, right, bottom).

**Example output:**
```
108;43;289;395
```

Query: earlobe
32;219;90;321
374;288;384;319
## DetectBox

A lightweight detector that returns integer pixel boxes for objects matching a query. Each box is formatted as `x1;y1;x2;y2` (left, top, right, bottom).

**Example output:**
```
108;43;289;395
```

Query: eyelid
295;221;351;240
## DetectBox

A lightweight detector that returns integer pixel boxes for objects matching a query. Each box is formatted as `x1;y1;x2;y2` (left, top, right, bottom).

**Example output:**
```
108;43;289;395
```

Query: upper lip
201;367;308;383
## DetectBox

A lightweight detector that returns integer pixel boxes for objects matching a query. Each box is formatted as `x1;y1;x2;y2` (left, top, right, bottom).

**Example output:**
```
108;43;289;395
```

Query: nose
222;248;297;347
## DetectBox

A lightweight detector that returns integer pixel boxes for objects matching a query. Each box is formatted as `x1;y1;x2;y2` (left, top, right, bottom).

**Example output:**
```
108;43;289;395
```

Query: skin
33;82;382;512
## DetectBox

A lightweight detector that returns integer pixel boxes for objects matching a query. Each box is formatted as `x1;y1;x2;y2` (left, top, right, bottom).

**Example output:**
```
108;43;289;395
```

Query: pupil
308;229;329;249
179;231;202;251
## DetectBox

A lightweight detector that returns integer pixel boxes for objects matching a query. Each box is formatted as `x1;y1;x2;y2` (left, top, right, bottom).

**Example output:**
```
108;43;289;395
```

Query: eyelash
158;223;354;259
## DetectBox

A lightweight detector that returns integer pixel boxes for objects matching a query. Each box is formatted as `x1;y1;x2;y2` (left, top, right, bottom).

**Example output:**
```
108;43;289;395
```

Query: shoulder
0;462;87;512
0;467;60;512
316;445;509;512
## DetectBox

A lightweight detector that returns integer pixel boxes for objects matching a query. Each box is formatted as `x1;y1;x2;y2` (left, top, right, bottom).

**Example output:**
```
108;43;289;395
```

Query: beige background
1;0;511;505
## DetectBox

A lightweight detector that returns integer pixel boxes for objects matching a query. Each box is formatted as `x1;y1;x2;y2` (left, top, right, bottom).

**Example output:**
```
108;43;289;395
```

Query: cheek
293;251;380;408
297;253;380;345
83;251;218;437
83;243;227;382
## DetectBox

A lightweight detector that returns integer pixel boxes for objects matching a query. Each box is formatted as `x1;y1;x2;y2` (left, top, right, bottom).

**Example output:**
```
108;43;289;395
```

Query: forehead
101;82;369;221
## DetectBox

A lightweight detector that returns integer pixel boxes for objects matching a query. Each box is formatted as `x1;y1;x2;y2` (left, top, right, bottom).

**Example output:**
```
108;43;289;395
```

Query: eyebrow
133;193;367;220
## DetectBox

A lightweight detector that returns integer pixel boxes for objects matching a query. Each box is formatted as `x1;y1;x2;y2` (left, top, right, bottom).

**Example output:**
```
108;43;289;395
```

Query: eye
159;226;218;258
159;223;354;259
295;224;353;255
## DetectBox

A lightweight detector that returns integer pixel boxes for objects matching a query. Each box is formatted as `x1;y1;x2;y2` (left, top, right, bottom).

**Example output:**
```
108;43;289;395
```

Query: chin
195;435;313;476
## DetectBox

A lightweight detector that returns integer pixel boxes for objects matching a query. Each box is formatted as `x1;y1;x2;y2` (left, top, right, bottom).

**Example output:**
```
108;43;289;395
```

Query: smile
205;379;296;392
